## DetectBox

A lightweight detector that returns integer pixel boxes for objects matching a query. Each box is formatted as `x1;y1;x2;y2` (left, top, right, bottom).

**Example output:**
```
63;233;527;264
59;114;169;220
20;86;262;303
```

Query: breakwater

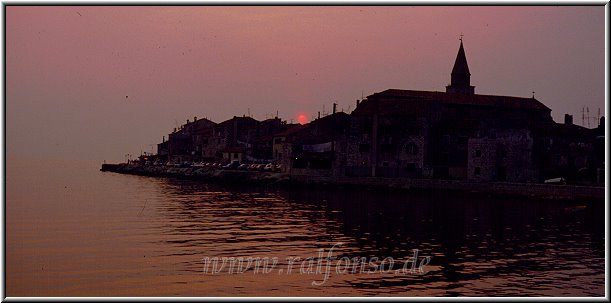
100;164;604;200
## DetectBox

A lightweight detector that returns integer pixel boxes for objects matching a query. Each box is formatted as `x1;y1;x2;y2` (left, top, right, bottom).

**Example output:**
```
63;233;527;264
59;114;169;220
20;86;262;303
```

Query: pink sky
5;6;605;163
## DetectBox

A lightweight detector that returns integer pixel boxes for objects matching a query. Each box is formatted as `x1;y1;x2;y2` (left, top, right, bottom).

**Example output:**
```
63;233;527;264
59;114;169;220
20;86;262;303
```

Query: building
345;40;555;181
166;117;216;163
278;112;350;176
272;124;307;164
538;115;604;184
250;118;294;162
201;116;259;162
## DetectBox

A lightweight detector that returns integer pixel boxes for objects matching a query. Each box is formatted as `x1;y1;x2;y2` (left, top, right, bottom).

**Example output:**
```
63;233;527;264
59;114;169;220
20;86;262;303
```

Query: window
233;153;239;159
406;163;416;172
380;144;396;152
474;167;481;176
202;138;208;145
405;142;418;155
359;144;371;152
498;147;507;158
293;158;307;169
475;149;481;157
382;161;389;167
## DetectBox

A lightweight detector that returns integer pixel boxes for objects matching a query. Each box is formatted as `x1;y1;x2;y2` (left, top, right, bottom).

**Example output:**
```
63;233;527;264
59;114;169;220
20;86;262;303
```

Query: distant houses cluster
146;41;605;185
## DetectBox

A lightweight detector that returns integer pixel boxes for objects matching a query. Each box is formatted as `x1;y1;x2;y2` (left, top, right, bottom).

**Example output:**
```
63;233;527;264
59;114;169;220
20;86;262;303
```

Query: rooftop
352;89;551;116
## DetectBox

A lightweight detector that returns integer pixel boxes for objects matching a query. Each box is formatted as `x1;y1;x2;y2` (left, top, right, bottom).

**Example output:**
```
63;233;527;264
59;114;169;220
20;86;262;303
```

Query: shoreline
100;163;605;201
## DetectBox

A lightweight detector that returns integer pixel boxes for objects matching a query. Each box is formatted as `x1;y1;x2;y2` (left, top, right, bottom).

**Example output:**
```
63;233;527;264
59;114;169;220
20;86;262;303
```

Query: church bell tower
446;37;475;94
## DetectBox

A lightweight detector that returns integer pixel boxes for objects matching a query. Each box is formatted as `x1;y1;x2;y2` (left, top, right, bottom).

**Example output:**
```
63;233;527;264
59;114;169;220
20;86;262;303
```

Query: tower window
405;142;418;155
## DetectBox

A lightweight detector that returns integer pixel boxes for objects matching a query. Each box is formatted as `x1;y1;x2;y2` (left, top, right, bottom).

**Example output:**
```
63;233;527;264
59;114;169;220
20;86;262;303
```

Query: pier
101;164;604;200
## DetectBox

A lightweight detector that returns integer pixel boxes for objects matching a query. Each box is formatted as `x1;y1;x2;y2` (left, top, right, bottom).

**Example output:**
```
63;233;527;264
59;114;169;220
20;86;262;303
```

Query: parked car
177;161;192;168
223;160;240;170
544;177;566;185
238;164;250;170
263;163;274;172
274;164;282;172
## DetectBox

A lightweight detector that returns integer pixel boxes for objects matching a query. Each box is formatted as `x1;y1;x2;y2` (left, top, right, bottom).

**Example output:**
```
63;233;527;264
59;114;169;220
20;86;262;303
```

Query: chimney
356;99;360;107
600;116;605;128
186;119;190;124
333;103;337;114
564;114;573;125
162;136;165;143
194;116;197;122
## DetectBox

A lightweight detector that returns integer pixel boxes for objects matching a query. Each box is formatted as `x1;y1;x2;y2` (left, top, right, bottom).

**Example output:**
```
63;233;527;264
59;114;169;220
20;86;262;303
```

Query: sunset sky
5;6;606;163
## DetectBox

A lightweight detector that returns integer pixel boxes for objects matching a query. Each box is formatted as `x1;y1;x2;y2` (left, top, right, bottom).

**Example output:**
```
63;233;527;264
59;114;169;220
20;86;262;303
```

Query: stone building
166;117;216;163
201;116;259;162
278;112;350;176
345;40;554;180
467;129;536;182
156;137;169;162
272;124;307;164
538;115;604;184
249;118;294;162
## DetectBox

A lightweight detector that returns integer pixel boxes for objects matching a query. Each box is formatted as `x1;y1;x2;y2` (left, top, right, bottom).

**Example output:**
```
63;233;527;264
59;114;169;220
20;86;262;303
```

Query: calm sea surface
6;158;606;296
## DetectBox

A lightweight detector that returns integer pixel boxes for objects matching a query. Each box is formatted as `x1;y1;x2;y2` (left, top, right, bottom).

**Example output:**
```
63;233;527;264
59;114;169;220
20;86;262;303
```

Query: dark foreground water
6;158;606;296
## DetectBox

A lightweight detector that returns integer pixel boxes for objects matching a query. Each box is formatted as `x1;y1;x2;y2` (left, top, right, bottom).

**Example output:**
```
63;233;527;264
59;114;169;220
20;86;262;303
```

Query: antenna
598;108;601;122
587;107;591;128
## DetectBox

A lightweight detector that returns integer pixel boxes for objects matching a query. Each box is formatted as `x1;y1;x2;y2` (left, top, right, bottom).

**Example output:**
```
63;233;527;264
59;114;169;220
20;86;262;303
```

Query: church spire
446;37;475;94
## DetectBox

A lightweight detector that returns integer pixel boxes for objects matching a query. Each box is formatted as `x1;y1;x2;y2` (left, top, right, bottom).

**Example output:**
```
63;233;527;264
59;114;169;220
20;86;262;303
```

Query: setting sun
297;113;309;124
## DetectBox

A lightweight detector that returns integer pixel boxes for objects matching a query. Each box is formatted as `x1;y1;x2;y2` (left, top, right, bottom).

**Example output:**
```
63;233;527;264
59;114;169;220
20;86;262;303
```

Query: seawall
100;164;605;200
